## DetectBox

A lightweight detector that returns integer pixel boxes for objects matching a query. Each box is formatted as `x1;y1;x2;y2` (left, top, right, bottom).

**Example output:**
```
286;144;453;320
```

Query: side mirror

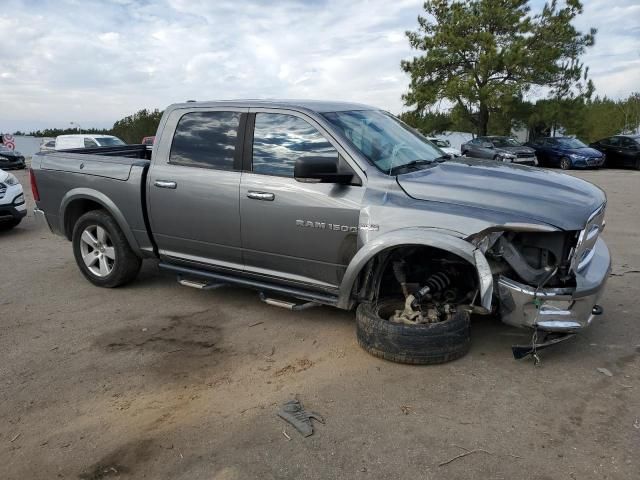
294;156;354;184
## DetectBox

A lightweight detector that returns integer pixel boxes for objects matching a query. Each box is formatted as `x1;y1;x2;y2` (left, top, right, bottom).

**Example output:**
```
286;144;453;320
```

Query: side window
252;113;337;177
84;138;98;148
621;137;634;148
169;111;241;170
608;137;620;146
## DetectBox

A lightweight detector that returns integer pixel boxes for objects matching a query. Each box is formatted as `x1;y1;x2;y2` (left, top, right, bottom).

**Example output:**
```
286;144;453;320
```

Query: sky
0;0;639;133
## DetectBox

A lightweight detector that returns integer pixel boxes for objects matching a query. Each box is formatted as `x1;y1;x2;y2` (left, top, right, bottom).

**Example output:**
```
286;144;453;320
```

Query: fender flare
59;188;142;255
337;228;493;310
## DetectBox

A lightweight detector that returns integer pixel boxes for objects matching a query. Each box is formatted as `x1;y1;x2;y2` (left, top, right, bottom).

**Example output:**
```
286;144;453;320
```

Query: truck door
239;110;364;289
147;107;248;269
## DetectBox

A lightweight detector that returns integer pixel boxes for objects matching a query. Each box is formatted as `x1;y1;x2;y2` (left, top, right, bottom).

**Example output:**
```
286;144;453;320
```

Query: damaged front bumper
497;237;611;332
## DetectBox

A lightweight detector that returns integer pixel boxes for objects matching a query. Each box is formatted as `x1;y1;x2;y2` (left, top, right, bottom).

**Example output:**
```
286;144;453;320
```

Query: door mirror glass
294;156;353;184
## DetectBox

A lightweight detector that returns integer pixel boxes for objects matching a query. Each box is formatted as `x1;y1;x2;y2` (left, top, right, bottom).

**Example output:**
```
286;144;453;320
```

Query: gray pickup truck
31;100;611;364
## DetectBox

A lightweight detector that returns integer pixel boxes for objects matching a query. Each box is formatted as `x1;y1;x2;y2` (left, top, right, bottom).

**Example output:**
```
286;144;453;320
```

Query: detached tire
72;210;141;288
356;299;470;365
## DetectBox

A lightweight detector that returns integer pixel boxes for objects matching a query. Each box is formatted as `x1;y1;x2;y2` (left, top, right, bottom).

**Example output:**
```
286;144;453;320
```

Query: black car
460;136;537;165
590;135;640;169
0;145;26;170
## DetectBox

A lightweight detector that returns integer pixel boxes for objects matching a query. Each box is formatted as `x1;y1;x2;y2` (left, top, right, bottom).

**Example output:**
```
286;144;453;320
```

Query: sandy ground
1;165;639;480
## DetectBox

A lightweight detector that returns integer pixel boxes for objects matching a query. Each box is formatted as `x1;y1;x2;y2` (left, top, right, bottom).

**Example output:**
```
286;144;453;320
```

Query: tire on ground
356;298;471;365
72;209;142;288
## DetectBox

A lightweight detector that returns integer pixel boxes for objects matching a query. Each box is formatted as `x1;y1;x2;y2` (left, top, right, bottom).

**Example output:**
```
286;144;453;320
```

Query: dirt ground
1;165;639;480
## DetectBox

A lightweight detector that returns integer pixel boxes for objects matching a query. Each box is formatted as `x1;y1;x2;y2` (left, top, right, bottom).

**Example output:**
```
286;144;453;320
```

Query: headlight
4;173;19;186
569;153;584;160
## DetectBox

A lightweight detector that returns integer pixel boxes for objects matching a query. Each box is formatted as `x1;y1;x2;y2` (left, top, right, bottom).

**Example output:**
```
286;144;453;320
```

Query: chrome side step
160;262;338;306
178;276;226;290
258;292;319;311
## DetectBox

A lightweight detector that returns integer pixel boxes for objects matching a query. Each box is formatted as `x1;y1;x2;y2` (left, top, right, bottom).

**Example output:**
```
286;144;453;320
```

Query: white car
0;169;26;230
55;134;126;150
428;137;462;157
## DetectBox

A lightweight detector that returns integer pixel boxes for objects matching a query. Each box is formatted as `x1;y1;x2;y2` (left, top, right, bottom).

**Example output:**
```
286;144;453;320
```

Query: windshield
95;137;125;146
490;137;521;147
557;138;587;148
322;110;444;174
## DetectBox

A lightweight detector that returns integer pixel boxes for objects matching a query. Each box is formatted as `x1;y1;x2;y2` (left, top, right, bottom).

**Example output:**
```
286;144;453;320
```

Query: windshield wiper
389;159;432;175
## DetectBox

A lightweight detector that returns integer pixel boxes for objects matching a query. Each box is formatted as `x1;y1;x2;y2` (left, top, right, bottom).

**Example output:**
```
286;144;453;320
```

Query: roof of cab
166;99;377;114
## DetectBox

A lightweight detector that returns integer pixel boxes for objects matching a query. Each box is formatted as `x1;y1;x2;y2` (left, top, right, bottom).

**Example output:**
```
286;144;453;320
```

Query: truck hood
396;159;605;231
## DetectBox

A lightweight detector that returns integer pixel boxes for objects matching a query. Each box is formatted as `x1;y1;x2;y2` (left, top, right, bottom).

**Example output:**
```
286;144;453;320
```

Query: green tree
111;109;164;144
402;0;596;136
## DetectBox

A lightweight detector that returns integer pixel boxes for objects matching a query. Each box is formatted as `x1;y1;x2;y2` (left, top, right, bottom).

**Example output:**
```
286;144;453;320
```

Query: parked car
31;100;610;364
39;139;56;152
141;136;156;146
55;135;126;150
0;145;26;169
526;137;604;170
0;169;27;230
427;137;461;157
589;135;640;169
461;136;537;165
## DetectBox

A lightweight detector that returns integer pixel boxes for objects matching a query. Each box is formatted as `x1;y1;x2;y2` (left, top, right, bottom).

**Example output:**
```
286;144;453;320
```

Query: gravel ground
1;165;639;480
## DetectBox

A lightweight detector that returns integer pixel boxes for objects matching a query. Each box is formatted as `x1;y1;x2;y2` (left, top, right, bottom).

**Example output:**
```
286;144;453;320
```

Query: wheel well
354;245;480;305
64;199;104;240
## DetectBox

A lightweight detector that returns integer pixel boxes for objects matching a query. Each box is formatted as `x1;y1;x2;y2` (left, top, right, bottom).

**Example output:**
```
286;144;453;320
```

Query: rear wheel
72;210;141;287
356;298;471;365
560;157;572;170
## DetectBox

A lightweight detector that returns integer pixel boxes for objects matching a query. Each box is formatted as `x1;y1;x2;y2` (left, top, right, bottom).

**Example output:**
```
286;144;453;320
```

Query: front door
239;110;364;289
148;107;248;269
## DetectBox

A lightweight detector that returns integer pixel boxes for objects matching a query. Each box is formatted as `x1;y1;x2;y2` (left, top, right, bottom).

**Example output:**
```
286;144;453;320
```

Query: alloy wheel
79;225;115;277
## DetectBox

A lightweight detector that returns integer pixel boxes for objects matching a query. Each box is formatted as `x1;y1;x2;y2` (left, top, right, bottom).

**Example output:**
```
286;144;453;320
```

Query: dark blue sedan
526;137;605;170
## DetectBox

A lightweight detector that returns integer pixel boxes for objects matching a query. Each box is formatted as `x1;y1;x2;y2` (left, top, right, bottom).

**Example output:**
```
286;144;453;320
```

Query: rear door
239;109;364;289
148;107;248;269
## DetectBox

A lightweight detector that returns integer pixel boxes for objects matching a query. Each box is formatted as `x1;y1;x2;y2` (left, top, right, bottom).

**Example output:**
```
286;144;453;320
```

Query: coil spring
423;271;451;293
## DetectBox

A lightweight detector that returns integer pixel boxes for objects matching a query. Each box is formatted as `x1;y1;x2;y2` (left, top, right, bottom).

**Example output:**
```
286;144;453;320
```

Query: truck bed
31;145;155;257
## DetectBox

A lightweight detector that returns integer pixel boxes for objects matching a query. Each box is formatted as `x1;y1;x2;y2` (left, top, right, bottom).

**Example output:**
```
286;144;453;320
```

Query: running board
159;262;338;306
259;292;319;311
178;276;226;290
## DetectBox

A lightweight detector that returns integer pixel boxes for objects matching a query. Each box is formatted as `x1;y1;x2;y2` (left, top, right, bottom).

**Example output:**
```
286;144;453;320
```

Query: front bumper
497;237;611;332
0;156;26;169
0;186;27;222
573;157;605;168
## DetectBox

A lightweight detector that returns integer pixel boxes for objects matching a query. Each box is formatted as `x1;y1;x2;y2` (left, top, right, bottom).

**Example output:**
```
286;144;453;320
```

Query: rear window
95;137;125;147
169;111;241;170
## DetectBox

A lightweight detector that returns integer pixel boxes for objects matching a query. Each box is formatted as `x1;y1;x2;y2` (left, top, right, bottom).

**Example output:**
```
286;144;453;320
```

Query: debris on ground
597;367;613;377
633;418;640;430
277;399;324;437
400;405;412;415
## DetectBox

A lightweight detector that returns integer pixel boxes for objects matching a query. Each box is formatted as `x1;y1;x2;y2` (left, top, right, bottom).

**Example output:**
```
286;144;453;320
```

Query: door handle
154;180;177;189
247;191;275;201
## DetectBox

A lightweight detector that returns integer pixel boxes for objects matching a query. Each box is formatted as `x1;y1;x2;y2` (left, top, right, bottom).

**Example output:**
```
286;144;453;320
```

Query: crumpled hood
496;146;535;155
397;159;605;230
0;169;8;182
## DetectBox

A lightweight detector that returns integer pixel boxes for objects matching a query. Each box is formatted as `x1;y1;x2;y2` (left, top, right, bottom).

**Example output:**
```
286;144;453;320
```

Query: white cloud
0;0;638;132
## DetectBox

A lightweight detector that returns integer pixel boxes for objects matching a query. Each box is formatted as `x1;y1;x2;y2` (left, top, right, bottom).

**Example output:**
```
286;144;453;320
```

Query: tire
0;218;21;231
560;157;572;170
72;210;141;288
356;298;471;365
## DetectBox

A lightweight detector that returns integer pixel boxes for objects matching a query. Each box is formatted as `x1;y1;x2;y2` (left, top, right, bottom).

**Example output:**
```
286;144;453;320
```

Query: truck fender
337;228;493;311
59;188;142;256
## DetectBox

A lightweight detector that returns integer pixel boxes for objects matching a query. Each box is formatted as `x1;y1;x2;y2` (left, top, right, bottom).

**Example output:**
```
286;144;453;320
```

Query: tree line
18;109;164;145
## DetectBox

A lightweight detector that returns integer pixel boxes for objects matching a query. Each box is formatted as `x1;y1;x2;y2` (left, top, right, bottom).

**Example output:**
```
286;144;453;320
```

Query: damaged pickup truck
30;100;611;364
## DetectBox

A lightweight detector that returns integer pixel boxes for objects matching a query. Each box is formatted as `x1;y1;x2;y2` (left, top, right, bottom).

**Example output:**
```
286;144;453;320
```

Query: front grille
0;182;6;200
516;152;534;158
571;204;605;272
